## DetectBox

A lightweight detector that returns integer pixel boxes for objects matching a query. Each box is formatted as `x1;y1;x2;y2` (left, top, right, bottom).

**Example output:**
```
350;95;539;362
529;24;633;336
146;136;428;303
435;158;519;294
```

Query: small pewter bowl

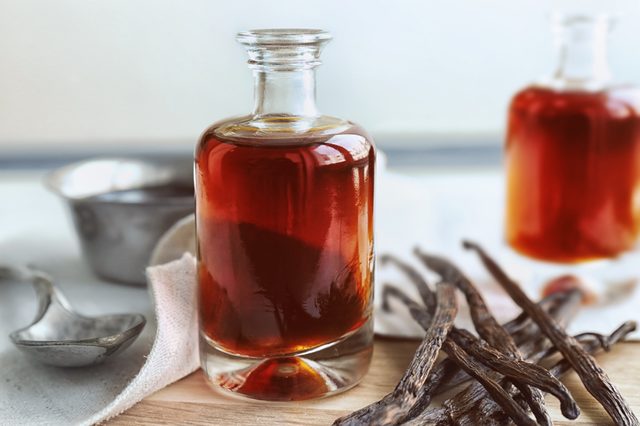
5;267;146;367
46;156;194;285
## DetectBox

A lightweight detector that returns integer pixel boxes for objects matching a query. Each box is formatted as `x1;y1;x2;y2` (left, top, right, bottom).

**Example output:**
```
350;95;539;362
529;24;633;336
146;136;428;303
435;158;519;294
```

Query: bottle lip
550;12;615;28
237;29;332;46
237;29;332;71
546;12;614;91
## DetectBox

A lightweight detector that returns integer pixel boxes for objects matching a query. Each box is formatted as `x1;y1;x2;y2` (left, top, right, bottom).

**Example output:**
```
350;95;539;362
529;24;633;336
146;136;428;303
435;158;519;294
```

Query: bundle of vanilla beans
334;241;638;426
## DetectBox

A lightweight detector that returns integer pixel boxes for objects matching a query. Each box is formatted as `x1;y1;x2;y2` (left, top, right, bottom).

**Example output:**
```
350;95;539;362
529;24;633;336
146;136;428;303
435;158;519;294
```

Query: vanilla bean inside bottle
195;29;375;401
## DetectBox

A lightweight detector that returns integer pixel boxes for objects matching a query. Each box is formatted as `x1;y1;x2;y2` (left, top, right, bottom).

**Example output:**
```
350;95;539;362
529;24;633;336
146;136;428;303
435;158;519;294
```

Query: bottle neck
550;15;612;90
252;69;319;117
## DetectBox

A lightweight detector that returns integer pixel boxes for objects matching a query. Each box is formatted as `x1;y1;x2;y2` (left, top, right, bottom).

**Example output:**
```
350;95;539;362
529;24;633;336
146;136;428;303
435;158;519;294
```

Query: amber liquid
506;86;640;262
195;120;375;358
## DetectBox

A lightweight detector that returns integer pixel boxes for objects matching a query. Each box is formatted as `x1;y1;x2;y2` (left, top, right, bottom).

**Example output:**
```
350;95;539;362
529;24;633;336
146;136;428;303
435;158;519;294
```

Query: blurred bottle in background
505;13;640;263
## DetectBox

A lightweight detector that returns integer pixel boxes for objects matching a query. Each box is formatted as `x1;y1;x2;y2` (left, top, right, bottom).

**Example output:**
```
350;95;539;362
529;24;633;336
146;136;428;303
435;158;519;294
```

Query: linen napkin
0;254;198;426
84;254;200;424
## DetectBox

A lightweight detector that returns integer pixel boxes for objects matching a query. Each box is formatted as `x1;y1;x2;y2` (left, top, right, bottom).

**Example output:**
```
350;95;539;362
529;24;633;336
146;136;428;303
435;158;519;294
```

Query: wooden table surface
109;338;640;425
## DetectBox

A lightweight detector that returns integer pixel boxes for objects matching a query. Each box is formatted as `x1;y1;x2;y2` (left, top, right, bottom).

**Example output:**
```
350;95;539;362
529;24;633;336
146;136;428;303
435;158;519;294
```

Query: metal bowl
46;156;194;285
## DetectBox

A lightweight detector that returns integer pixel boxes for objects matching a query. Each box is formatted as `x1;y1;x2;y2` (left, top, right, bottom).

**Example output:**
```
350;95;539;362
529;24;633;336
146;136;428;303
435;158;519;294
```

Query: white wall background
1;0;639;153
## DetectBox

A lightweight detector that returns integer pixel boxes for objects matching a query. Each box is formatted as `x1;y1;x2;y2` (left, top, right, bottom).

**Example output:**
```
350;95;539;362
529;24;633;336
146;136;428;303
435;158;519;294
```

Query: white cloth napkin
0;253;198;426
84;254;200;424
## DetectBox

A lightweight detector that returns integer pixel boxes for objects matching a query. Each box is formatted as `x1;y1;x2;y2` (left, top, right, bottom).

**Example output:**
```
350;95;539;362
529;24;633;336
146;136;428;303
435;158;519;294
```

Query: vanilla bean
571;332;611;351
333;282;457;426
432;289;581;397
379;256;464;414
401;407;447;426
443;338;537;426
451;329;579;419
383;287;580;424
380;286;466;420
523;332;613;369
547;321;637;379
413;248;519;353
464;240;639;426
435;324;633;426
414;248;551;424
380;288;502;423
429;338;565;426
380;254;436;310
381;254;578;423
383;286;542;426
514;290;582;365
381;253;563;343
379;256;463;409
434;326;578;420
481;322;639;425
510;290;582;345
387;287;456;425
368;249;629;426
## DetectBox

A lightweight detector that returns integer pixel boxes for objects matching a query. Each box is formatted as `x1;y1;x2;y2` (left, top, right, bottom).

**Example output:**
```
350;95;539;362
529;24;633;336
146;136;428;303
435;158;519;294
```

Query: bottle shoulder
196;117;375;168
198;114;374;149
509;84;640;117
206;114;364;137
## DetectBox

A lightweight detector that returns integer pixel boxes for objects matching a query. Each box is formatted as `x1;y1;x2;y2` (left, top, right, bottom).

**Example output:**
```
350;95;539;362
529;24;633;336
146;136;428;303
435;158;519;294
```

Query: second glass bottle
505;14;640;263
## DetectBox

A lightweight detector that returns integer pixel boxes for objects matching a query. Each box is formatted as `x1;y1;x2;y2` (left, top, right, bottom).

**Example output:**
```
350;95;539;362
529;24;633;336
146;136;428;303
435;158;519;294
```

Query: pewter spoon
2;266;146;367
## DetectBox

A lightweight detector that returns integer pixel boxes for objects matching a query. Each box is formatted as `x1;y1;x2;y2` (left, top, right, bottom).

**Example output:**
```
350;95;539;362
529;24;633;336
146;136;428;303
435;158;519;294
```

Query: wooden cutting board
108;338;640;425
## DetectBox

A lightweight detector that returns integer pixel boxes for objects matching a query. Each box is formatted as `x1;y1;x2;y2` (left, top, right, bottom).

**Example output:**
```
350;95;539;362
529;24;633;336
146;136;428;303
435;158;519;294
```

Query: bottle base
200;317;374;401
502;244;640;301
506;237;636;264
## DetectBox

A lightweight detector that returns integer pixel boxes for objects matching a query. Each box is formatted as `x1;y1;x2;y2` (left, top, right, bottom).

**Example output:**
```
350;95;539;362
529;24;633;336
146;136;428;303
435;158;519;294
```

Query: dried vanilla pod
414;249;553;424
336;245;635;426
382;285;577;425
379;254;436;310
546;321;637;380
463;240;639;426
482;322;638;425
333;281;457;426
405;324;635;426
432;289;581;398
388;288;634;426
381;255;581;424
443;336;537;426
449;329;578;419
384;286;535;425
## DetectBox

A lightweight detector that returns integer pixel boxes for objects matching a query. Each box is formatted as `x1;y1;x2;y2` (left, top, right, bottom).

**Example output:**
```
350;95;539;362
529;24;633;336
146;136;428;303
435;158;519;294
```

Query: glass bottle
195;29;375;401
505;14;640;263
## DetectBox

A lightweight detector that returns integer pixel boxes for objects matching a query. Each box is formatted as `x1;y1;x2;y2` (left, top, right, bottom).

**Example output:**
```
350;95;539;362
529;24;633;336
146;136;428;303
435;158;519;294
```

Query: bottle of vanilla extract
195;29;375;401
505;14;640;263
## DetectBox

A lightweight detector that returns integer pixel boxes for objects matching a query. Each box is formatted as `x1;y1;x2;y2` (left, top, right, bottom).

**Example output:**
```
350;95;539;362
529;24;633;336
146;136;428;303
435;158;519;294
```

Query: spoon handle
0;265;75;319
26;268;75;314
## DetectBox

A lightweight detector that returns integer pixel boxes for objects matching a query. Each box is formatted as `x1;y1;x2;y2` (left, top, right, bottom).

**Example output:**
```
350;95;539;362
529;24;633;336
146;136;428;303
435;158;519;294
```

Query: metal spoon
2;266;146;367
